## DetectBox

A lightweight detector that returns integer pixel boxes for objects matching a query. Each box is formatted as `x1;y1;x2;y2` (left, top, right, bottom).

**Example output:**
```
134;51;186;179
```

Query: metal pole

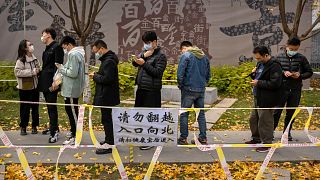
23;0;26;38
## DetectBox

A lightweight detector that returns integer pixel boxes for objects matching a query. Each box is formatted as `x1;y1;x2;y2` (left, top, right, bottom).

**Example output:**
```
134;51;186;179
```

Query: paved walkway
0;130;319;164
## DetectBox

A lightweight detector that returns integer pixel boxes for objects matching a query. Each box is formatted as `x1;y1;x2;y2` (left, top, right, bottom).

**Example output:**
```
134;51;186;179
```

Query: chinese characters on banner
117;0;211;64
113;108;178;146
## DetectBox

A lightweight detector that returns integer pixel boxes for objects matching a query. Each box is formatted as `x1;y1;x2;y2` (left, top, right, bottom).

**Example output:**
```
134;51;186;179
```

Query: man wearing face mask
246;46;282;152
273;37;313;141
38;28;64;143
90;40;120;154
132;31;167;150
56;36;85;145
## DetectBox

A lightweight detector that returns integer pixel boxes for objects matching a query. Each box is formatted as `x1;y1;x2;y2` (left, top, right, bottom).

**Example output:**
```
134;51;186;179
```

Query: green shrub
0;61;18;98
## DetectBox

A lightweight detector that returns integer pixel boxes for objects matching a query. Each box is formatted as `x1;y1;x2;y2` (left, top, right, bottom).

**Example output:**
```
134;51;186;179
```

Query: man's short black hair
93;39;108;49
60;36;76;46
180;41;193;49
287;36;301;46
253;46;269;56
142;31;157;43
42;27;57;40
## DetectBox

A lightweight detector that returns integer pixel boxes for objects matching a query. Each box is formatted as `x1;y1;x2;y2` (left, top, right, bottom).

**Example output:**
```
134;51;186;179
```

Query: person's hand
89;72;95;78
135;58;145;65
291;72;300;79
284;71;292;77
49;83;58;92
250;80;258;86
55;63;62;69
35;68;40;74
144;49;154;58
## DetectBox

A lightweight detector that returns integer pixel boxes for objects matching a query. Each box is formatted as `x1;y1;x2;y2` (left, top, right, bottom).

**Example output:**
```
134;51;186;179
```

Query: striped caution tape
144;146;163;180
216;147;232;180
87;106;128;179
255;146;278;180
193;132;216;151
281;108;301;144
129;145;134;163
304;107;320;144
0;126;35;180
75;105;85;146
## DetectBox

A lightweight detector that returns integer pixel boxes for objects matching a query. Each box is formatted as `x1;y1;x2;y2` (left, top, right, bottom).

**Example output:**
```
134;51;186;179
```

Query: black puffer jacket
277;52;313;89
93;50;120;106
256;58;283;108
133;47;167;91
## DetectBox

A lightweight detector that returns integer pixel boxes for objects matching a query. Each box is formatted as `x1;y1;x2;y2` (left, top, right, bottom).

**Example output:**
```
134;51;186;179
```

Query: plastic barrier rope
216;147;232;180
281;108;301;145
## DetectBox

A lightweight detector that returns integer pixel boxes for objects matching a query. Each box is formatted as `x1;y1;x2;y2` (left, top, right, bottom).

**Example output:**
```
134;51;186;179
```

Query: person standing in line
56;36;85;145
176;41;211;145
90;40;120;154
38;28;64;143
245;46;282;153
132;31;167;150
273;37;313;141
14;39;40;135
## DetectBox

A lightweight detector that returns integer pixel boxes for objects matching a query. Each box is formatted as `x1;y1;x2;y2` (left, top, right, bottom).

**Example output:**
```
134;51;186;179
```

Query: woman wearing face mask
14;40;40;135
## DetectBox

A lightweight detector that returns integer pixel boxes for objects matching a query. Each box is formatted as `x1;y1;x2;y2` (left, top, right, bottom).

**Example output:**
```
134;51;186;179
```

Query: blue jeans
180;89;207;139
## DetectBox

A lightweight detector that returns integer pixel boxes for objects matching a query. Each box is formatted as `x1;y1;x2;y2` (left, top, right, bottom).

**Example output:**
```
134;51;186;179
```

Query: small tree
279;0;320;40
53;0;109;58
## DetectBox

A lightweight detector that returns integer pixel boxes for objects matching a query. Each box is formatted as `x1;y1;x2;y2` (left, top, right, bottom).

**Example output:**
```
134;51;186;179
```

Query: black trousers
134;88;161;108
273;88;301;134
101;108;114;145
43;91;59;136
19;89;39;128
64;97;79;137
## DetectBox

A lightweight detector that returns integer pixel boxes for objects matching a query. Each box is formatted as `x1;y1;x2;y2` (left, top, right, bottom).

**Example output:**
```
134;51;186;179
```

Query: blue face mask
143;43;152;51
287;49;297;57
95;53;102;60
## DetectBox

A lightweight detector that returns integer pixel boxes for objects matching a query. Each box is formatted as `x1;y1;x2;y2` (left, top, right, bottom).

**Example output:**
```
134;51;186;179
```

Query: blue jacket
177;47;211;92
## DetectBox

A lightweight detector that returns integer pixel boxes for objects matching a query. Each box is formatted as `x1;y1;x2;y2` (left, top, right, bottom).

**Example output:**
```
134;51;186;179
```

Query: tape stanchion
144;146;163;180
87;106;127;179
216;147;232;180
129;145;134;163
0;126;35;180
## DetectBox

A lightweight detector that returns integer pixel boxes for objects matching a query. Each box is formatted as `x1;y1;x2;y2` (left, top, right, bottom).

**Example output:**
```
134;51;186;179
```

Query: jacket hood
69;46;85;57
188;46;205;59
100;50;119;64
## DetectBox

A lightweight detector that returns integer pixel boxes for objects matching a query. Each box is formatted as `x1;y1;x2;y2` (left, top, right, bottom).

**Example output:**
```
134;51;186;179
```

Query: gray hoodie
58;46;85;98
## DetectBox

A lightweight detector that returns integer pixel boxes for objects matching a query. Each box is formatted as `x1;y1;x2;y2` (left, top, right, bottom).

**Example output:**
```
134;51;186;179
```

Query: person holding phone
38;28;64;143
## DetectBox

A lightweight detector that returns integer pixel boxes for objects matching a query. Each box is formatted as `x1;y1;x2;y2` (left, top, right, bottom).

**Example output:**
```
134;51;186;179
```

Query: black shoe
96;148;112;154
288;134;293;141
177;137;188;145
191;137;208;145
31;127;38;134
48;131;59;143
42;128;50;135
20;127;27;136
245;139;261;144
139;146;154;150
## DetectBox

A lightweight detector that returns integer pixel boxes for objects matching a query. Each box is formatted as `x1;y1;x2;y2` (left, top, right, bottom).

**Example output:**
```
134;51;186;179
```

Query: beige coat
14;54;40;90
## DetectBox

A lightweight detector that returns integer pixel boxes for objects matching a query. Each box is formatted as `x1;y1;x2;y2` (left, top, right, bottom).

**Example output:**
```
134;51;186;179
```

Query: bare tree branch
81;0;87;31
301;28;320;41
69;0;79;34
292;0;304;35
97;0;109;14
279;0;292;36
84;0;101;36
72;0;81;32
301;15;320;38
53;0;70;18
84;0;95;33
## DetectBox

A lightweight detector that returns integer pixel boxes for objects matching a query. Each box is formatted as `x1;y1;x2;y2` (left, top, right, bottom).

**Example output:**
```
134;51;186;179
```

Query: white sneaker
65;132;73;139
63;137;75;145
48;131;59;143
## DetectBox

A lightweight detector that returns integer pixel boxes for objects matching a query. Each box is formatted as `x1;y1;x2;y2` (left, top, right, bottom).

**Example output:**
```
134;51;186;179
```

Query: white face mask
28;45;34;53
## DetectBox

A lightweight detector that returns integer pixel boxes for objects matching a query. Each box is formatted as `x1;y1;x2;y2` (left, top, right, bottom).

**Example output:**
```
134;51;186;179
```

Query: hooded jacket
93;50;120;106
14;54;40;90
58;46;85;98
177;46;211;92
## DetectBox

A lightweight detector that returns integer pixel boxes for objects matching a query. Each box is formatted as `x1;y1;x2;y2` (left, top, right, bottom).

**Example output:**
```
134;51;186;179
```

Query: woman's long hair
17;39;28;63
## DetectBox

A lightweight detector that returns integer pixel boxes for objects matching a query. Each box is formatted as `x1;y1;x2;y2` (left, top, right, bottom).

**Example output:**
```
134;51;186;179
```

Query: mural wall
0;0;312;65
